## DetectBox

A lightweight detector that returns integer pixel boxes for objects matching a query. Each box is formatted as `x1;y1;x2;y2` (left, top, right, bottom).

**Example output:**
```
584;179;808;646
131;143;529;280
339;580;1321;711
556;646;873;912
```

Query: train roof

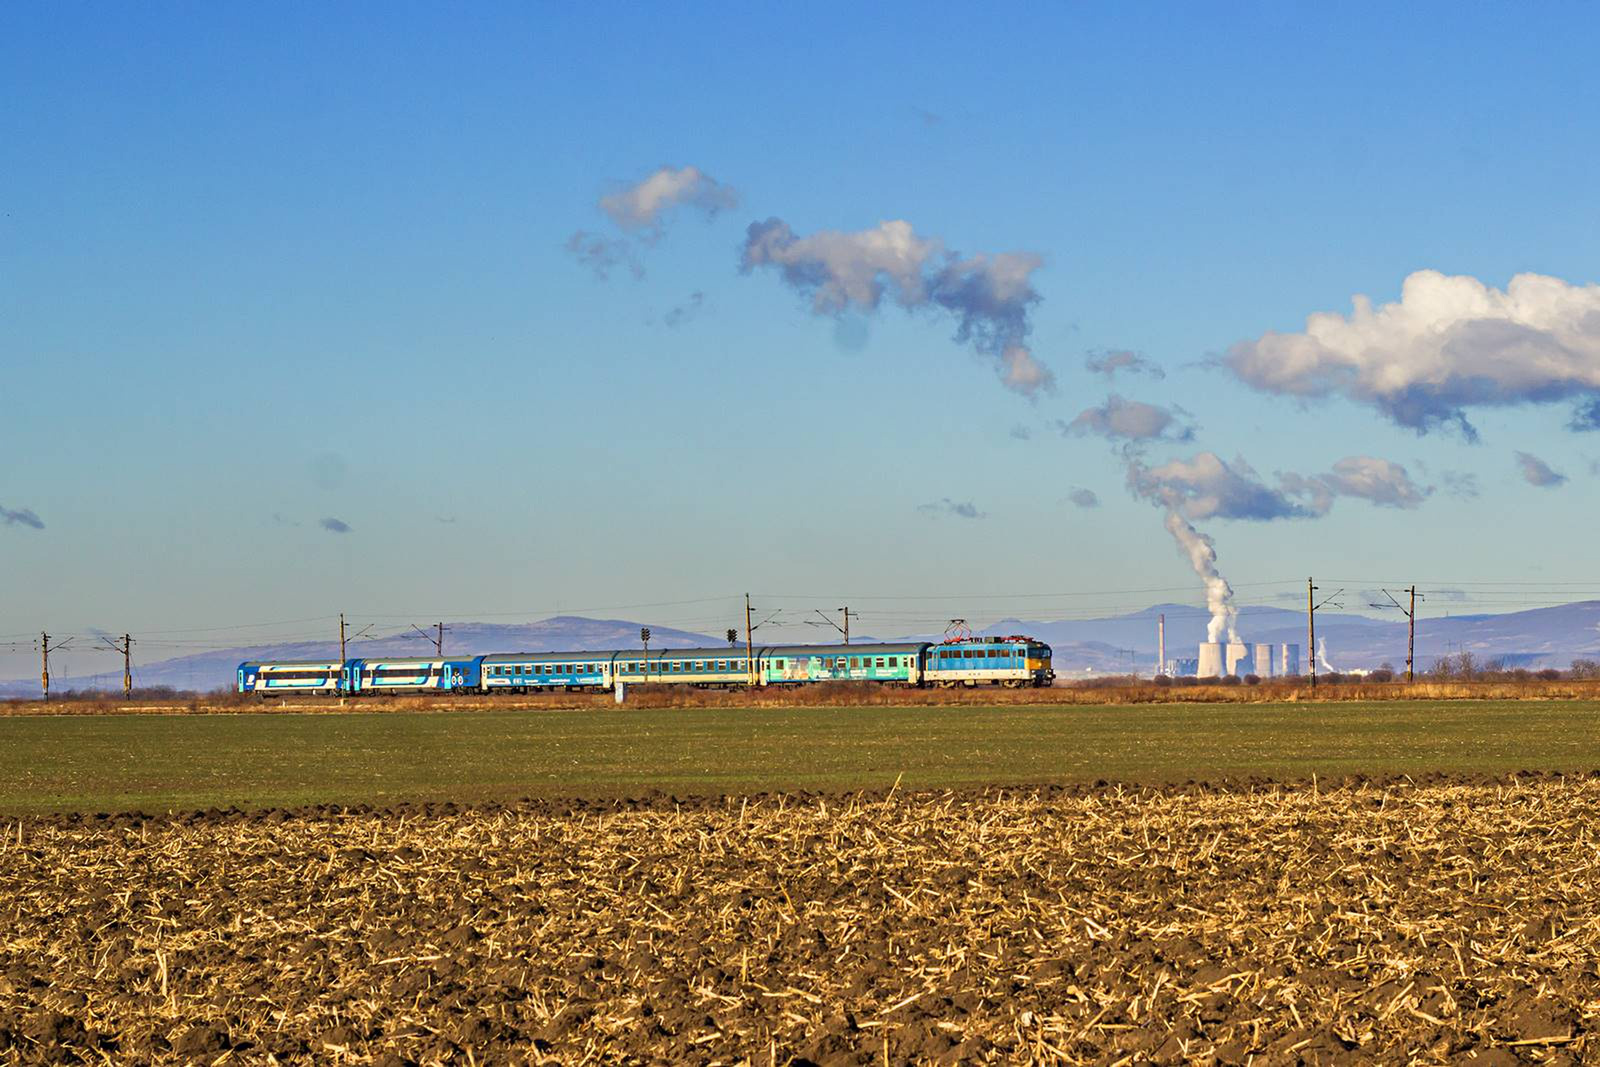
247;659;343;668
763;642;929;656
480;651;619;663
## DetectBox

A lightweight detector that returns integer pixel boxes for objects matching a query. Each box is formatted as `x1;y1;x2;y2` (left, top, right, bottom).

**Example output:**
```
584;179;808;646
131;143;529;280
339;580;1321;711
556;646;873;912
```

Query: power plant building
1192;640;1301;678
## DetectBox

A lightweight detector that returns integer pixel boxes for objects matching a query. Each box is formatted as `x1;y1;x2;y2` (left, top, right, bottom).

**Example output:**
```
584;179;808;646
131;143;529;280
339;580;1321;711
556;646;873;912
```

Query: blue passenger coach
344;657;482;693
613;647;755;688
237;660;343;695
481;652;612;692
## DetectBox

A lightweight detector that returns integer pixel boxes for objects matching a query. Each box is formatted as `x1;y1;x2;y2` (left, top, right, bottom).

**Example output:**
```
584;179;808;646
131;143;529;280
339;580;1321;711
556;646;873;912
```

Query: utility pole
812;608;854;644
1372;587;1423;682
1307;579;1344;691
101;634;135;699
745;594;755;687
410;622;450;656
38;632;73;702
340;613;347;663
1409;585;1417;683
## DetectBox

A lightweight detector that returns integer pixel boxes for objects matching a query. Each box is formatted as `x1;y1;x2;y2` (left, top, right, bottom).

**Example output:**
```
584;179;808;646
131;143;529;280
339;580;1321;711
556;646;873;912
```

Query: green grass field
3;700;1598;813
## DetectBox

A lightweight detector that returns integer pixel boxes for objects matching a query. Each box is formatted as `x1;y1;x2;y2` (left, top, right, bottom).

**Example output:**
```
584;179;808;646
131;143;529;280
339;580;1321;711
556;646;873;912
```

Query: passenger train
237;636;1054;696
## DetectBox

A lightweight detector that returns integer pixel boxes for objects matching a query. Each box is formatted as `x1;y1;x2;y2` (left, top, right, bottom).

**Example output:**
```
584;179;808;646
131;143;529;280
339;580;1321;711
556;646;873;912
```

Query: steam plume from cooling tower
1162;509;1238;644
1317;636;1337;673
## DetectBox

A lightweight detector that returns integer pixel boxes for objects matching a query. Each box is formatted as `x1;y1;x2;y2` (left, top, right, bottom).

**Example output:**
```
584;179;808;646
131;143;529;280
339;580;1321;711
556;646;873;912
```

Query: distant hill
8;601;1600;696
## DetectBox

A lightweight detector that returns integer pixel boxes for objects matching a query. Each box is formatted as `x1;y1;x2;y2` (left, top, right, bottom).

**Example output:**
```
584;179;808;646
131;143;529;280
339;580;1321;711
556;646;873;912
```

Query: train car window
776;659;785;668
888;657;898;667
875;658;885;668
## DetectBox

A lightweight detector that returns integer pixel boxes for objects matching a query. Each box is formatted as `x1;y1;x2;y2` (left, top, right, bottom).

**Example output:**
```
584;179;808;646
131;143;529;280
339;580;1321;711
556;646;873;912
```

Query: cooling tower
1279;643;1301;676
1197;642;1224;678
1253;643;1274;678
1225;642;1250;677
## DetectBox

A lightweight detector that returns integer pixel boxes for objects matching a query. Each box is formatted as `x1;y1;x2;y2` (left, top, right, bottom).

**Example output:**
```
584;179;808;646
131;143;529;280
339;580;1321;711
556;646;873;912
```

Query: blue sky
4;3;1600;678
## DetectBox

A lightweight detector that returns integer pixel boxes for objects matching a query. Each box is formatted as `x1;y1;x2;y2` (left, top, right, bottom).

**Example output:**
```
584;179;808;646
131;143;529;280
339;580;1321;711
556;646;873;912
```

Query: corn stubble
2;777;1597;1064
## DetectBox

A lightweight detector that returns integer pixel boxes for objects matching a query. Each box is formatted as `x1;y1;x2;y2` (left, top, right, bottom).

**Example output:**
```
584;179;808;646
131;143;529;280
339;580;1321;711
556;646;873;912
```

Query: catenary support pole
1307;578;1316;691
745;594;756;688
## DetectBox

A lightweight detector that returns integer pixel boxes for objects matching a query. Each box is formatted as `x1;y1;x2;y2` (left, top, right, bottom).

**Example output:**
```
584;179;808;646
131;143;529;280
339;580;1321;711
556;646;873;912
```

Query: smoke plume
1164;509;1238;644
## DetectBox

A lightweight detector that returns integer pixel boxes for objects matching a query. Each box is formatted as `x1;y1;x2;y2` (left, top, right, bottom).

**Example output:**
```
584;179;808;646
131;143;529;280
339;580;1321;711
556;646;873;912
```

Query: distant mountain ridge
6;602;1600;696
971;601;1600;676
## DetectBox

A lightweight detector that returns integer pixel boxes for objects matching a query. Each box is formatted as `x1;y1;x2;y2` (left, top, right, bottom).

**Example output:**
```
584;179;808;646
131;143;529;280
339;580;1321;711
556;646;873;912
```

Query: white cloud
1127;452;1306;522
599;165;738;232
568;165;736;280
1085;350;1165;380
1126;452;1429;522
741;217;1054;396
1279;456;1431;514
1225;270;1600;438
1063;394;1193;442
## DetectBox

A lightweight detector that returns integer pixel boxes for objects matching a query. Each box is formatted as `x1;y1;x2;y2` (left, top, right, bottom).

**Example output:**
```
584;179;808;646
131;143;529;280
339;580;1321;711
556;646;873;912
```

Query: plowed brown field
3;776;1597;1064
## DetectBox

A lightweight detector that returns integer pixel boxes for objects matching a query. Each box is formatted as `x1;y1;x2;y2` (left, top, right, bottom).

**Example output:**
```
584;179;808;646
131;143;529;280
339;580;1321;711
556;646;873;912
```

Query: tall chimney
1157;613;1166;675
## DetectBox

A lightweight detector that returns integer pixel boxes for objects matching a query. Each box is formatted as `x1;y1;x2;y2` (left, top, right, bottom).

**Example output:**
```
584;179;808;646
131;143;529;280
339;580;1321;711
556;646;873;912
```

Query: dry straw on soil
7;677;1600;717
3;776;1599;1064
